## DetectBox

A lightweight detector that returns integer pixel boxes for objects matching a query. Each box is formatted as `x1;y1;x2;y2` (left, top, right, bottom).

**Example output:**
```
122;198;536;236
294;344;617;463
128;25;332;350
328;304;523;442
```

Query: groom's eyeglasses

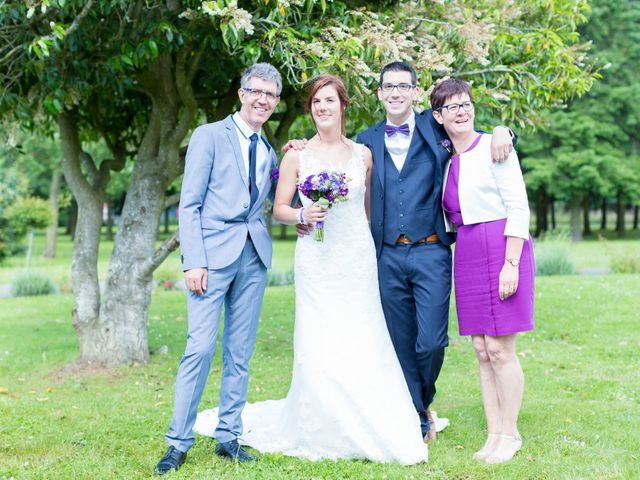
438;101;475;114
243;88;280;101
379;83;416;93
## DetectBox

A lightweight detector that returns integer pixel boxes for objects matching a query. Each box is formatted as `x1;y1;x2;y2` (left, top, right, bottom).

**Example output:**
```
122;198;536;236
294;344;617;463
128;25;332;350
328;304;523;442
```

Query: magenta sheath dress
442;137;535;337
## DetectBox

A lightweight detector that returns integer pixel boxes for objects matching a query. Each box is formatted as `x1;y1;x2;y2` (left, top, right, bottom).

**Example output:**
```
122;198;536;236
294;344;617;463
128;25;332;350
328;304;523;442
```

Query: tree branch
454;66;542;86
172;47;203;146
138;231;180;279
57;112;102;205
65;0;95;38
163;192;181;209
273;92;304;150
36;0;95;44
79;151;100;187
204;76;241;123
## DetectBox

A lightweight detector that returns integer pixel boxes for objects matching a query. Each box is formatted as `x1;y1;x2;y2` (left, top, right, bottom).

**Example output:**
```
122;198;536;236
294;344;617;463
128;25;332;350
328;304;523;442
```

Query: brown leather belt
396;234;440;245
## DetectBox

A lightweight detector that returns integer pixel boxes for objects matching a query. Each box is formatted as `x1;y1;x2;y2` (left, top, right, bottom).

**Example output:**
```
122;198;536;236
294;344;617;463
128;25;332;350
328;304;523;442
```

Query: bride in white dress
194;74;428;464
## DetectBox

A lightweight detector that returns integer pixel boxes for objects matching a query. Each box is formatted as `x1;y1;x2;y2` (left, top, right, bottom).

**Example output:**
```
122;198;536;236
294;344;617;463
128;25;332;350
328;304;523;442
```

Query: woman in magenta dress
431;79;534;464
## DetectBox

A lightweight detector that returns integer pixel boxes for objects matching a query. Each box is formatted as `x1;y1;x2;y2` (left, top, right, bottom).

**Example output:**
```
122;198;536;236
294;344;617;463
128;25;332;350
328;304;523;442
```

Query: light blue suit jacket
179;115;277;271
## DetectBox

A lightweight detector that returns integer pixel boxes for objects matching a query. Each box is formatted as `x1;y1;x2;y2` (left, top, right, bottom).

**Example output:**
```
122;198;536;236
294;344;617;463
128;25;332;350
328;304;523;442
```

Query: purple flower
441;139;452;153
297;170;351;242
270;167;279;181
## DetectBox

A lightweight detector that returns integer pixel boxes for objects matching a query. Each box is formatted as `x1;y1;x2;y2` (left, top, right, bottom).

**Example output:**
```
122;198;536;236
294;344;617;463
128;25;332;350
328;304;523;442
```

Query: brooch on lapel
440;139;453;154
270;166;279;182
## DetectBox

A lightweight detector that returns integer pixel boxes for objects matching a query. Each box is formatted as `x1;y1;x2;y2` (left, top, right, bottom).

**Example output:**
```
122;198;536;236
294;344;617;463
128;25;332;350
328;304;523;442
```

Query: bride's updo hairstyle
306;74;350;135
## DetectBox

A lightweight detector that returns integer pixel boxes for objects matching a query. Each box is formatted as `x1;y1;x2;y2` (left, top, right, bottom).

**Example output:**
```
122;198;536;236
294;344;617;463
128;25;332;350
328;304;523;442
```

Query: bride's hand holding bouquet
298;171;350;241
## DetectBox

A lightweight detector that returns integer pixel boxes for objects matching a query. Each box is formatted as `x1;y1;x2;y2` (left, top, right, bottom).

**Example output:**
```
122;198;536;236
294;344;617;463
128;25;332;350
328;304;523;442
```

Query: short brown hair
306;74;350;133
430;78;474;111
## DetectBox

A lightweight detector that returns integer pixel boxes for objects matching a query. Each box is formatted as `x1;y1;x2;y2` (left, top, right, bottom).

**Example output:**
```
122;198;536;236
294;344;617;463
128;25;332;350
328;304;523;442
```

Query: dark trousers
378;241;451;436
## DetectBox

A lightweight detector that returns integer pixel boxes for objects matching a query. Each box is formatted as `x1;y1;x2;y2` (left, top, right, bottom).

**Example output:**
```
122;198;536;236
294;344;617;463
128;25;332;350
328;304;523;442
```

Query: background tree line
519;0;640;241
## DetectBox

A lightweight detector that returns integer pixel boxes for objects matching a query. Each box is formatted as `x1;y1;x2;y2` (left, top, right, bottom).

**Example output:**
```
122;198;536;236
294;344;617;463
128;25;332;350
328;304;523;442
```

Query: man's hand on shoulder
490;126;515;163
185;267;208;296
282;138;308;154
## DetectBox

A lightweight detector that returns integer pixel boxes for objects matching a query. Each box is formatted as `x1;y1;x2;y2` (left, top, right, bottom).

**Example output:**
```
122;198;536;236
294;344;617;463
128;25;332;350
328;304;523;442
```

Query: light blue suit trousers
166;238;267;450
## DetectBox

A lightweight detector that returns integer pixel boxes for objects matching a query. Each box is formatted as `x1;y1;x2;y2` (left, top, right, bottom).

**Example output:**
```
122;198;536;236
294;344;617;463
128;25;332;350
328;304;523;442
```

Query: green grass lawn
1;274;639;479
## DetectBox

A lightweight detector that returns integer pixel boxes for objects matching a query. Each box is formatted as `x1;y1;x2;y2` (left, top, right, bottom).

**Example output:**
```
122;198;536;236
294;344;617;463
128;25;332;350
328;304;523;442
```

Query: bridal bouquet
298;171;350;242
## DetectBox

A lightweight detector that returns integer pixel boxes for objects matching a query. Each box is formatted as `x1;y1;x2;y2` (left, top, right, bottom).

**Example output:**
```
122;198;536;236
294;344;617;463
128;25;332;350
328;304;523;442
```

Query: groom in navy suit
154;63;282;475
357;61;514;441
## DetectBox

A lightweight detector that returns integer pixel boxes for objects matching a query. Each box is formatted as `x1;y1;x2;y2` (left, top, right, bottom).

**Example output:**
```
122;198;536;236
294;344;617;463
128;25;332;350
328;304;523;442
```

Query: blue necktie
384;123;410;137
248;133;259;207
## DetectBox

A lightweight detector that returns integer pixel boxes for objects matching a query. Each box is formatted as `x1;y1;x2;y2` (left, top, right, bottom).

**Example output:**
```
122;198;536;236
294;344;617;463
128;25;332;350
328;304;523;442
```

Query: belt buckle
396;234;411;245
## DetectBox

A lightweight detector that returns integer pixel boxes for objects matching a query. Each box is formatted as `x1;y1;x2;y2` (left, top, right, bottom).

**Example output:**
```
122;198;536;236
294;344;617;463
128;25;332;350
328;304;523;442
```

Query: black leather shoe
153;446;186;476
214;439;258;462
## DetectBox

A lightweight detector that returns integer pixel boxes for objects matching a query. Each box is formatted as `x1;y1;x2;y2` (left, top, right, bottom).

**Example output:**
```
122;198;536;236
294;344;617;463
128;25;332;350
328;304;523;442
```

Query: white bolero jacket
442;134;530;240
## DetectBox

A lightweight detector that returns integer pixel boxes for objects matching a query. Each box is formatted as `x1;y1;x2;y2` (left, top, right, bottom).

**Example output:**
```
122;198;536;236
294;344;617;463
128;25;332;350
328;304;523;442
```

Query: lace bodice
296;141;369;249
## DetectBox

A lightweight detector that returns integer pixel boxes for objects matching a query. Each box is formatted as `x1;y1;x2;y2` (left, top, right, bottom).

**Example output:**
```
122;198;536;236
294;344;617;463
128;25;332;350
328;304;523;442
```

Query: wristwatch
505;257;520;267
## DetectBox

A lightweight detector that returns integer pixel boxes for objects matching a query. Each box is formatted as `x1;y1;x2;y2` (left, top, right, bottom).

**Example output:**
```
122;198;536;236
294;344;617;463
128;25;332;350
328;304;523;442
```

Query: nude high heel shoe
485;433;522;464
472;432;500;460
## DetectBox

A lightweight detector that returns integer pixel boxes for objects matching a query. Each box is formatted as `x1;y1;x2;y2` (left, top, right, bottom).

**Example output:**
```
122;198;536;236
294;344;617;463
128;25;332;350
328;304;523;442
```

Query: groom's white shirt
384;110;416;172
232;112;270;186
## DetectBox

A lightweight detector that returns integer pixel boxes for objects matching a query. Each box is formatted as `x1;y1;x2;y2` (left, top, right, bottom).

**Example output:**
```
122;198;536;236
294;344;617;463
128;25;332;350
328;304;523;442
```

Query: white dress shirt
232;112;270;186
384;111;416;172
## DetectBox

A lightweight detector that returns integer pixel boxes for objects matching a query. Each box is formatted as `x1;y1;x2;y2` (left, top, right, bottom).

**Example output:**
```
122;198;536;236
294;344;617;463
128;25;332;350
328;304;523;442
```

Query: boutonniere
440;139;452;154
270;166;279;182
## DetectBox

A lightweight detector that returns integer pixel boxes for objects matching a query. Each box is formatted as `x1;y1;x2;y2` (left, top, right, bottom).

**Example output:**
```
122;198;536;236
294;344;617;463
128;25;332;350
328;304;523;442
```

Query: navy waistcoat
382;131;437;245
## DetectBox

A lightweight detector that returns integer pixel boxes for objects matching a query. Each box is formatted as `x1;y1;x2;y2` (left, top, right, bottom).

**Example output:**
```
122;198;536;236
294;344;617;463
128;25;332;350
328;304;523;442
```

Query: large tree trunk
582;195;591;236
58;113;104;361
616;191;625;237
105;197;114;241
73;54;194;366
570;193;582;242
634;205;638;230
600;197;607;230
534;187;548;237
99;152;168;364
44;168;63;258
58;52;202;367
550;197;556;230
66;200;77;239
164;207;170;234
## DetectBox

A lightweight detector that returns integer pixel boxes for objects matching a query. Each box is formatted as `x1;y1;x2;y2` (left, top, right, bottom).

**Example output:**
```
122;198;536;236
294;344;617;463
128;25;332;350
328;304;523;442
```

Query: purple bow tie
384;123;410;137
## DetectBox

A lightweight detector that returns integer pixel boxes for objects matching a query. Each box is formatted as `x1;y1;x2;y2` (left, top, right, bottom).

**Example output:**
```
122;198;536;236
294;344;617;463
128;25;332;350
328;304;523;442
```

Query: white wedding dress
194;142;428;464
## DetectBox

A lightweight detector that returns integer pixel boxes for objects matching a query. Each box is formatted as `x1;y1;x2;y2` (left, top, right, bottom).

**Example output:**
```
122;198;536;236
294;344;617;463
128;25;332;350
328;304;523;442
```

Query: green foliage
0;150;30;261
610;253;640;274
0;0;596;142
535;246;576;276
520;0;640;236
10;270;58;297
6;196;53;233
534;230;576;276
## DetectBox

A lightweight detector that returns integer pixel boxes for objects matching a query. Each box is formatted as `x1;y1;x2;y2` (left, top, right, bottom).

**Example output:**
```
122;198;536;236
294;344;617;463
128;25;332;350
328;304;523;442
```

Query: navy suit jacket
357;109;456;257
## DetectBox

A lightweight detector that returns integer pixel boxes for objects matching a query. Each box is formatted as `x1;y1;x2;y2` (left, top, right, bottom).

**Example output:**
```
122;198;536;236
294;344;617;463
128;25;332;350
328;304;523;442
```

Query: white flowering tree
0;0;595;366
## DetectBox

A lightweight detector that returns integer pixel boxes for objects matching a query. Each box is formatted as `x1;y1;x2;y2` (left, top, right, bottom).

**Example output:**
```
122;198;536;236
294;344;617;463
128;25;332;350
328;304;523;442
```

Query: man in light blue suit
154;63;282;475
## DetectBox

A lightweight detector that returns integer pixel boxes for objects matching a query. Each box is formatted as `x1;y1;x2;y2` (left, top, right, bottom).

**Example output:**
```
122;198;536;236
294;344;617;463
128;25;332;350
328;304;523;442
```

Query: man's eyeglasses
439;101;475;114
243;88;279;101
379;83;416;93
